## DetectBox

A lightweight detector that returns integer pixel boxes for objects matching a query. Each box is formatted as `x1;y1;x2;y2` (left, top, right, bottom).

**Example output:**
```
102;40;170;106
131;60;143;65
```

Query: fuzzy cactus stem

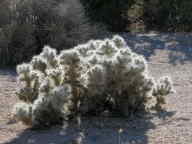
13;35;174;128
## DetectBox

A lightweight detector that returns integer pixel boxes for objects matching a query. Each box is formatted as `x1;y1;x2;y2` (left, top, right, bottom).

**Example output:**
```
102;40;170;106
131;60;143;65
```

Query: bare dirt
0;33;192;144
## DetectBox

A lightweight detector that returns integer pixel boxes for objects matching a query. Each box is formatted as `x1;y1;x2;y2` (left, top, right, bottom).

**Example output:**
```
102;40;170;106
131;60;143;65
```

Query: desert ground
0;33;192;144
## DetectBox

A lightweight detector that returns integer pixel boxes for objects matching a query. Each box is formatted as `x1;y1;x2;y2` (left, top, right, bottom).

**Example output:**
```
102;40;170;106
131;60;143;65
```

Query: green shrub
143;0;192;32
0;0;11;27
81;0;192;32
0;0;105;66
159;0;192;32
80;0;134;32
13;35;174;128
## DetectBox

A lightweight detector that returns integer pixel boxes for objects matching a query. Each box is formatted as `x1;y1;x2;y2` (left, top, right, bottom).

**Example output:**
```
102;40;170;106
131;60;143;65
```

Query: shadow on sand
4;110;175;144
121;33;192;64
0;68;16;76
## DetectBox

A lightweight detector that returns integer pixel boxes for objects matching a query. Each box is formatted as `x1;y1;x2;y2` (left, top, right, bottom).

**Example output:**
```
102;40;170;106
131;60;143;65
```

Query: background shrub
80;0;192;32
13;36;174;128
141;0;192;32
1;0;192;66
0;0;106;66
80;0;133;32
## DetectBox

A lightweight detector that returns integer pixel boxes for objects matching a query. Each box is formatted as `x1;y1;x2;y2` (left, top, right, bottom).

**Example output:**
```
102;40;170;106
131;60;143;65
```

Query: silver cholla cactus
14;35;174;127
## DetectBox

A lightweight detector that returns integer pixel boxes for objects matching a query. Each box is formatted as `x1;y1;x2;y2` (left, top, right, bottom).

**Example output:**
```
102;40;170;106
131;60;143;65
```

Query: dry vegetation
0;34;192;144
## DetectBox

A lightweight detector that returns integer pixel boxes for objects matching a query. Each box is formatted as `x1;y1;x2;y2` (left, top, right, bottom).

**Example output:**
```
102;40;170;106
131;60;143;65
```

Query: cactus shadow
0;68;16;76
151;110;176;120
3;115;161;144
3;110;176;144
121;33;192;64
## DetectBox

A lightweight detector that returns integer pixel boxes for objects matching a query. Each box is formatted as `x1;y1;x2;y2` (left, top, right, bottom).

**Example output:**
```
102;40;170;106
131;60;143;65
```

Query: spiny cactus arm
96;39;118;57
153;76;174;96
39;78;51;94
13;102;32;125
16;69;43;103
30;70;44;91
46;68;64;86
59;49;80;65
31;56;47;73
153;76;175;110
16;87;38;103
50;84;73;116
17;63;32;87
112;35;128;48
40;46;58;68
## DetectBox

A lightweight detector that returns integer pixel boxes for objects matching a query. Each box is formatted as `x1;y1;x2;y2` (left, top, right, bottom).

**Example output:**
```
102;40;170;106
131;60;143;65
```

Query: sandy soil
0;33;192;144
